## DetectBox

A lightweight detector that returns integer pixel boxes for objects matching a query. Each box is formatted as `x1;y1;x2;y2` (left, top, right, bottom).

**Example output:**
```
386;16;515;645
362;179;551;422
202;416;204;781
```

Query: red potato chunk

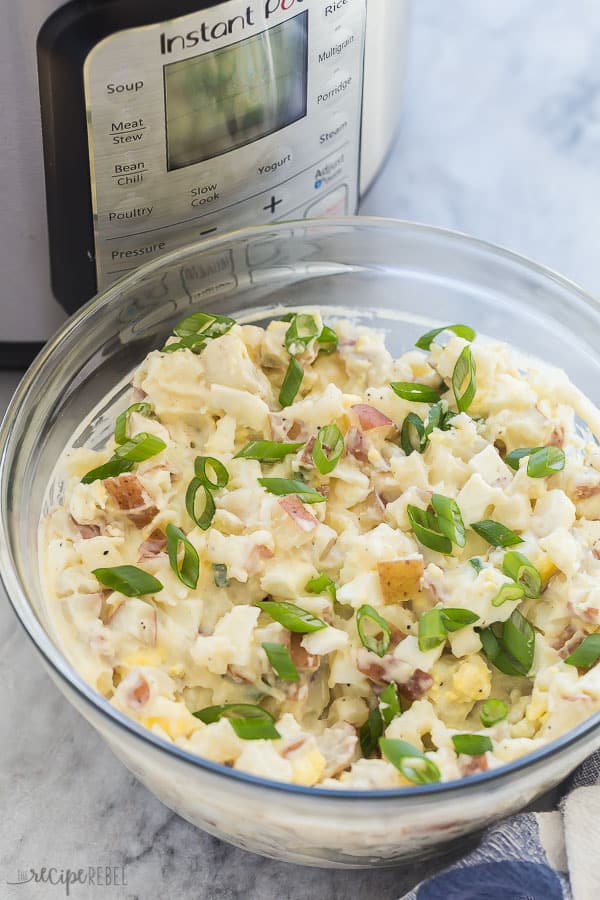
104;474;158;527
377;558;424;602
351;404;394;431
278;495;319;532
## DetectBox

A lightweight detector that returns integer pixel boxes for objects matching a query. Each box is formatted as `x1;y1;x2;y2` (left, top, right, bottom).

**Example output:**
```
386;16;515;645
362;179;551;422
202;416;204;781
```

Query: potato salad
42;310;600;789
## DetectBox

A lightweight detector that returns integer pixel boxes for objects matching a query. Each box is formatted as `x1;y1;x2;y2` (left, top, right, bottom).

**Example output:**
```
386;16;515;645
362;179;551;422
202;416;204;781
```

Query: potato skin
377;557;424;602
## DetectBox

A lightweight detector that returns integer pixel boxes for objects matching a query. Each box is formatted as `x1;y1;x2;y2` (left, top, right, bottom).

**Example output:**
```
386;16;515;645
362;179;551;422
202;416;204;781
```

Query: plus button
263;195;283;214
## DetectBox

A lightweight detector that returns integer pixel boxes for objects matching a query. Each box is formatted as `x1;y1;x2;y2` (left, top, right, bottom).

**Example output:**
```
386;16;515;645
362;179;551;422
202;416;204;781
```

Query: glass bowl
2;218;600;868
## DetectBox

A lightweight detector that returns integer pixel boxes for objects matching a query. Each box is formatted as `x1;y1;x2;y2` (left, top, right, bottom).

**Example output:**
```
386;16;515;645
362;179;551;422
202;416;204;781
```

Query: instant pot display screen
164;12;308;170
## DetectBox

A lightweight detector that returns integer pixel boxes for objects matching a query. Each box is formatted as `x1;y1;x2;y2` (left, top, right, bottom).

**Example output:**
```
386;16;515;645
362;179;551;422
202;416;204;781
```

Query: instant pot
0;0;410;365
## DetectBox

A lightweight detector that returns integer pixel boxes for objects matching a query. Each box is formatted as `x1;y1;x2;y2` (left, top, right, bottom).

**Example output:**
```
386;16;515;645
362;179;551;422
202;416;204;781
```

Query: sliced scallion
359;707;383;758
234;440;305;462
480;698;508;727
470;519;523;548
469;557;484;574
478;609;535;677
452;345;477;413
418;609;447;651
317;325;339;354
114;402;153;445
491;581;525;607
502;551;542;599
306;573;337;601
81;457;135;484
379;682;401;726
504;447;542;471
390;382;441;404
400;413;425;456
114;433;166;463
416;324;476;351
166;523;199;590
527;446;566;478
452;734;493;755
194;456;229;490
256;599;326;633
284;314;320;355
92;565;163;597
312;423;344;475
261;642;299;682
431;494;466;548
174;311;235;340
440;608;480;632
564;634;600;669
407;505;452;555
379;738;441;784
212;563;229;588
258;477;326;504
356;604;392;657
193;704;280;740
279;356;304;407
185;478;216;530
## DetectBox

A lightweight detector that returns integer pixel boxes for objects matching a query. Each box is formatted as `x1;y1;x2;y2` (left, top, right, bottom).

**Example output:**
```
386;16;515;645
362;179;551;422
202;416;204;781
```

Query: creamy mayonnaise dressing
41;312;600;788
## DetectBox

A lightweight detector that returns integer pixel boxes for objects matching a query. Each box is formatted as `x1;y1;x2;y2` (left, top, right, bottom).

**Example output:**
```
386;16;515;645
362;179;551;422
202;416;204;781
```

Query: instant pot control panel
38;0;366;311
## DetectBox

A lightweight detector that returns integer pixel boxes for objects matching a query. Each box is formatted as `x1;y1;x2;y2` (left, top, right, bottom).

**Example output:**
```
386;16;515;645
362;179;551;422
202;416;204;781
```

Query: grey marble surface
3;1;600;897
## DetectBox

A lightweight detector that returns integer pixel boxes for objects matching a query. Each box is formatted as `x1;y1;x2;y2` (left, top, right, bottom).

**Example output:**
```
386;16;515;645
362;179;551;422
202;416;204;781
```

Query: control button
112;160;148;188
316;71;353;106
317;27;356;65
313;149;346;189
319;112;350;148
264;195;283;214
256;148;293;178
107;238;169;273
304;185;349;219
106;79;145;97
322;0;351;19
108;117;147;146
104;199;154;229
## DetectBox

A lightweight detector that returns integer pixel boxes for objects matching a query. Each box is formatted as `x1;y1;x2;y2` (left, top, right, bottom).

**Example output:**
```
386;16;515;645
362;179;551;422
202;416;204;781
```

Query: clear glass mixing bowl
2;218;600;868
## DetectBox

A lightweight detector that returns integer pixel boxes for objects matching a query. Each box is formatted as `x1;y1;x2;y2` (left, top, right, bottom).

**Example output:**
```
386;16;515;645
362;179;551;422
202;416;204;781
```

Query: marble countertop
4;1;600;897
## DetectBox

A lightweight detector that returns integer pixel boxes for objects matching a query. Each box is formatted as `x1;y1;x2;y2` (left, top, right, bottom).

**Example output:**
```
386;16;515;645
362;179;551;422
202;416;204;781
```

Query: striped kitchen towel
400;752;600;900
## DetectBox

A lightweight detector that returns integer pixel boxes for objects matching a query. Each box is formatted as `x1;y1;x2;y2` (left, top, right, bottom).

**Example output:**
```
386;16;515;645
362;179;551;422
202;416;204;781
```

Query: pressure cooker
0;0;410;365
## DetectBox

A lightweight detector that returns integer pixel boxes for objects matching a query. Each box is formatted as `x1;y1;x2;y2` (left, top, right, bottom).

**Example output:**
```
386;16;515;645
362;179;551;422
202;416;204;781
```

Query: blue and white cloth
400;754;600;900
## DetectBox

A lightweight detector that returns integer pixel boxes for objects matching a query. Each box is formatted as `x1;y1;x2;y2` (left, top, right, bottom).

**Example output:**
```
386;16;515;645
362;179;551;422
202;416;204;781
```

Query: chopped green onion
194;456;229;490
174;311;235;339
356;604;392;657
379;682;401;726
284;314;320;355
469;558;484;574
480;698;508;727
114;402;153;445
185;477;216;530
317;325;339;354
279;356;304;407
306;573;337;601
212;563;230;588
162;334;208;354
431;494;466;548
92;565;163;597
258;477;326;504
527;446;566;478
379;738;441;784
504;447;542;470
390;382;441;404
424;400;456;437
256;599;326;633
452;345;477;413
193;704;280;740
452;734;493;756
564;634;600;669
502;551;542;599
470;520;523;548
418;609;447;651
478;609;535;677
81;457;135;484
416;324;476;351
262;642;299;682
312;423;344;475
166;523;199;590
114;433;166;463
234;440;305;462
407;505;453;555
440;608;480;632
400;413;425;456
491;581;525;607
359;707;383;758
